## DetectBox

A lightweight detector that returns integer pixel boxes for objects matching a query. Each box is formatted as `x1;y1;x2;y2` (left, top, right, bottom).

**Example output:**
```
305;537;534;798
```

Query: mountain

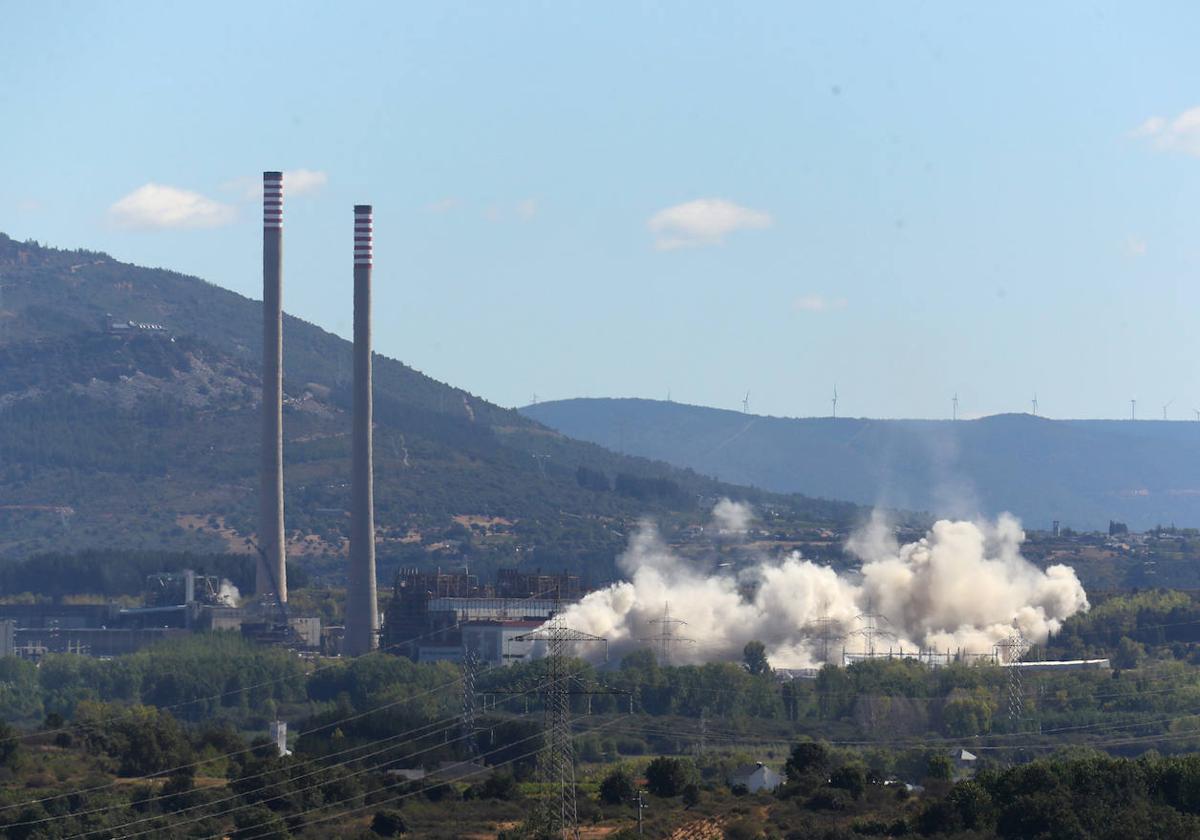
520;398;1200;531
0;234;862;580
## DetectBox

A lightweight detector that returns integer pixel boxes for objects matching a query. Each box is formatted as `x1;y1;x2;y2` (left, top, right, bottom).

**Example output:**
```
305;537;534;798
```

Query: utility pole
636;789;647;836
513;615;607;840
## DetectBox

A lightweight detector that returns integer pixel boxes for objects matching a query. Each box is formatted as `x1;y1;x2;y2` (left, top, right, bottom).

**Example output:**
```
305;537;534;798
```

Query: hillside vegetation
523;397;1200;531
0;234;859;580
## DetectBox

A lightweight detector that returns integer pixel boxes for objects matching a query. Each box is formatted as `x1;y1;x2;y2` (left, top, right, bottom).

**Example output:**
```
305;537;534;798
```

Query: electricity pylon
849;600;895;658
640;602;695;665
460;648;480;756
513;615;607;840
996;631;1029;732
803;606;846;665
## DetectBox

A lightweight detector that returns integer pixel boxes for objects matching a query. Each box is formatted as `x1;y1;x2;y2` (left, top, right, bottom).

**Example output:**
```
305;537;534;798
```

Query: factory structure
0;571;324;659
381;568;584;666
0;171;586;664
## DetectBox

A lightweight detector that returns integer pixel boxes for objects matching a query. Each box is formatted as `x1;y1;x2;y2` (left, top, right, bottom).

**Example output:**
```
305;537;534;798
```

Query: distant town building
103;313;171;337
728;762;783;793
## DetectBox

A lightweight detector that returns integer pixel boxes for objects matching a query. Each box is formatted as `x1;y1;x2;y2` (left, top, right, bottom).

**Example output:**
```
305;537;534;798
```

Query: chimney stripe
263;171;283;229
354;206;372;265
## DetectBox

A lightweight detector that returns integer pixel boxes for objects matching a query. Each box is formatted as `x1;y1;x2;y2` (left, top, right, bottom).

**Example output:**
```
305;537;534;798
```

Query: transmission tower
849;600;895;658
802;608;846;665
996;631;1029;732
460;648;480;756
640;602;695;664
513;615;607;840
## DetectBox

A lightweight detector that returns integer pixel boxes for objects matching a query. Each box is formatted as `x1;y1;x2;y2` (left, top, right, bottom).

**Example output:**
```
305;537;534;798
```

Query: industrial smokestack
258;171;287;603
346;204;378;655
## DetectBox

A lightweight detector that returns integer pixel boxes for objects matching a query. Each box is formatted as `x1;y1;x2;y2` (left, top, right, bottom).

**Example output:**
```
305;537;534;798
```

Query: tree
926;753;955;782
232;806;290;840
479;771;518;800
786;740;830;782
943;695;993;737
370;809;408;836
599;767;636;805
742;640;770;676
645;757;696;798
0;722;22;770
829;764;867;799
946;780;994;830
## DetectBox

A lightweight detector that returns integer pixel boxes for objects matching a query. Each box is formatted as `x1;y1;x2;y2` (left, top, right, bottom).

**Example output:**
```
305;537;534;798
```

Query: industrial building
0;571;324;659
381;567;584;663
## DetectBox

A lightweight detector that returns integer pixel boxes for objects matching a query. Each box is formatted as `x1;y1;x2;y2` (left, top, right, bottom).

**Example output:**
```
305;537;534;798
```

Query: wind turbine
742;391;750;414
832;385;838;419
1031;394;1038;417
1164;398;1175;421
1130;399;1136;421
952;392;959;421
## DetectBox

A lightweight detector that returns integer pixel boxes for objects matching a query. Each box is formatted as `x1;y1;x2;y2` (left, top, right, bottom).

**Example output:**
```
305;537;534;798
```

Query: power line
513;613;607;840
81;668;589;840
222;716;627;840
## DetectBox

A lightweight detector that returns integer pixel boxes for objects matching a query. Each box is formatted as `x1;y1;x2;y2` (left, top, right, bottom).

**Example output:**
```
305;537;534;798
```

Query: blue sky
2;1;1199;420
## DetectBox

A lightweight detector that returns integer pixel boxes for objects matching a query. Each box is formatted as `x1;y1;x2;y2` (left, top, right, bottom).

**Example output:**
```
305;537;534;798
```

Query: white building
728;762;784;793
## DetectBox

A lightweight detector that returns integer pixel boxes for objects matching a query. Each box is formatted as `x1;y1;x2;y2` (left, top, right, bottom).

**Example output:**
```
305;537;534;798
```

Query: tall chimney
258;171;288;603
346;204;378;655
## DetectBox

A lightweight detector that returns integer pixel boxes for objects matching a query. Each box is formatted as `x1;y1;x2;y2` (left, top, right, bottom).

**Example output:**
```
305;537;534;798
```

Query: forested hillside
523;397;1200;531
0;234;860;581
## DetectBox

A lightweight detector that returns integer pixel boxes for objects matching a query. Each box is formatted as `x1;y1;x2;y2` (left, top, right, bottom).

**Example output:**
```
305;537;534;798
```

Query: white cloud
793;294;848;312
108;183;235;230
483;198;538;222
222;169;329;200
425;197;459;214
1132;107;1200;156
647;198;772;250
516;198;538;220
1124;236;1148;257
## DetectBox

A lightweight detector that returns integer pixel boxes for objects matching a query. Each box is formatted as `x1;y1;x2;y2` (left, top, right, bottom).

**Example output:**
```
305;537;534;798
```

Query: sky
2;1;1199;420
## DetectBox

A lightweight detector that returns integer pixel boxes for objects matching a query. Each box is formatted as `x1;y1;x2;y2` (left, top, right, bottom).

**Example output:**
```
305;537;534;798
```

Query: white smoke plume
217;579;241;607
711;498;755;533
556;501;1089;668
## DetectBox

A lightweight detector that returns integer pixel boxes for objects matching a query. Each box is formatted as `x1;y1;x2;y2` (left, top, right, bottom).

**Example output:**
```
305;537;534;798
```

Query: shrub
370;809;408;836
599;767;636;805
645;756;697;798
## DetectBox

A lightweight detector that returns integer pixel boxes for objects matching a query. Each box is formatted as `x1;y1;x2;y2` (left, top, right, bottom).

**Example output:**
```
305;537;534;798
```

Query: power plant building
382;568;584;662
